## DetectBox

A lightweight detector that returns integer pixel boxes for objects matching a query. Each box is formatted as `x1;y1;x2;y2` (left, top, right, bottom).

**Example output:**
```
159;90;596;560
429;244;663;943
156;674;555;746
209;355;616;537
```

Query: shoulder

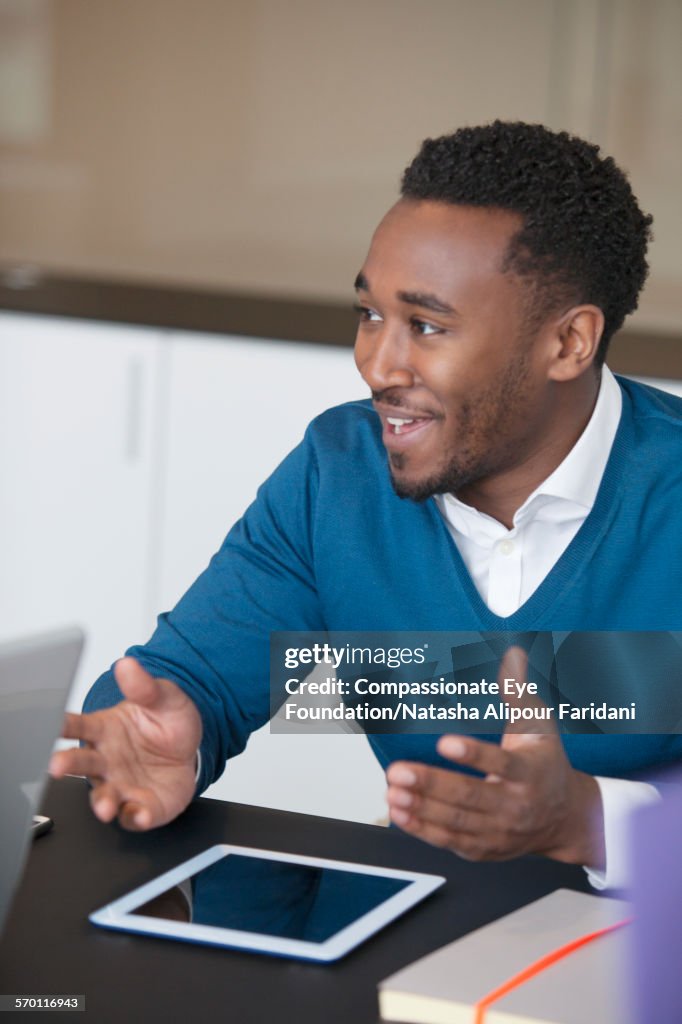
298;398;404;503
304;398;383;457
617;374;682;426
615;375;682;484
256;398;385;505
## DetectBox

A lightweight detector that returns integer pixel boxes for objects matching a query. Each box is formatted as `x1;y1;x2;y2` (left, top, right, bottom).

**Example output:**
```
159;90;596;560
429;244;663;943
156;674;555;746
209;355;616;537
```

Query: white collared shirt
435;365;621;617
434;366;659;889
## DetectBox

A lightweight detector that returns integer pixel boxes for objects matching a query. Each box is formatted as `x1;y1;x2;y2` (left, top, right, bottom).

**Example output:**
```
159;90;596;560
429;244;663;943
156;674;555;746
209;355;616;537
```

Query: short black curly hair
401;121;653;366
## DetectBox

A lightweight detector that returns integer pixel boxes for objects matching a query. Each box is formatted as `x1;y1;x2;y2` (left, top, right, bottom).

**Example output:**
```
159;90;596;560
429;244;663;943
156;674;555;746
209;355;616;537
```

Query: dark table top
0;777;592;1023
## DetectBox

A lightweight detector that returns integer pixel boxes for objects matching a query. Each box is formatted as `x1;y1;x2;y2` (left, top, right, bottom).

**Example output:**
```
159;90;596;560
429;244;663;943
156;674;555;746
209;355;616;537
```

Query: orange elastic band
473;916;632;1024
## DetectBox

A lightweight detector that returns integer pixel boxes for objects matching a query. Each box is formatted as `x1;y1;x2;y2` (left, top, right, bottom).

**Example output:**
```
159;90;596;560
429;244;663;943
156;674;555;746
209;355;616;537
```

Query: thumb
498;646;559;741
113;657;174;710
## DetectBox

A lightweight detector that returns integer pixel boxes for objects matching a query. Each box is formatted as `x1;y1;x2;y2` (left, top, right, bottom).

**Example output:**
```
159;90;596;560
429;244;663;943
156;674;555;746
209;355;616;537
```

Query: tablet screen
132;852;411;943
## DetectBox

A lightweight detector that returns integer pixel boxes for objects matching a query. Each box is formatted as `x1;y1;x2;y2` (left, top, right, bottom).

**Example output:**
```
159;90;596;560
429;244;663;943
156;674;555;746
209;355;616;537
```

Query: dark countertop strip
0;273;680;378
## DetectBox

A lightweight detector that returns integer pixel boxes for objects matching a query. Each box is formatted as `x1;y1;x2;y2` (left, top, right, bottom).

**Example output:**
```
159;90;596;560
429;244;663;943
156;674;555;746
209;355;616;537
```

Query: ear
546;305;604;382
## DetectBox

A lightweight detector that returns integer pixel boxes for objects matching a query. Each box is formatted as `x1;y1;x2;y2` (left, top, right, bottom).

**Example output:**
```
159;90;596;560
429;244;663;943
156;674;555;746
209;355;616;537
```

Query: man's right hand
49;657;202;831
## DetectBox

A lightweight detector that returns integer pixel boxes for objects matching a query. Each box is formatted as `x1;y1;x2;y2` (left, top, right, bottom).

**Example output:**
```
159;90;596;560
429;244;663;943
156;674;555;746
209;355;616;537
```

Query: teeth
387;416;415;436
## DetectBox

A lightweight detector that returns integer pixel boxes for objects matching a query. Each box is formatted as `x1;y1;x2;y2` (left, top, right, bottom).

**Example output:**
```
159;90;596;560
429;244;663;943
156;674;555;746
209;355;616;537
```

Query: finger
386;785;486;835
49;746;106;780
114;657;188;713
117;789;165;831
498;646;558;737
90;782;162;830
113;657;165;708
389;811;487;860
436;735;521;780
60;711;103;744
118;801;151;831
386;762;498;813
89;781;123;823
499;645;528;686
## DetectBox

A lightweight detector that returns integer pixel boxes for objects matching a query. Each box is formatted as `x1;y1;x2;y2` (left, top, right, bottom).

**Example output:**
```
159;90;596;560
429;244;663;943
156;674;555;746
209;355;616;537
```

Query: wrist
544;772;605;869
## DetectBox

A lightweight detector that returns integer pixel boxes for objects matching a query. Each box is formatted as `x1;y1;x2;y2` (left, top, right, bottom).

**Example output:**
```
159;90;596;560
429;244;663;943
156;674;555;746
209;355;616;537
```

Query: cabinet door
156;333;367;602
158;333;386;823
0;313;163;711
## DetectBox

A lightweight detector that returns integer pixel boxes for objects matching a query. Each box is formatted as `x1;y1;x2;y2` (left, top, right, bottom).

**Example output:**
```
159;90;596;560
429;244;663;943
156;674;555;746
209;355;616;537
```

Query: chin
388;453;479;503
390;470;444;503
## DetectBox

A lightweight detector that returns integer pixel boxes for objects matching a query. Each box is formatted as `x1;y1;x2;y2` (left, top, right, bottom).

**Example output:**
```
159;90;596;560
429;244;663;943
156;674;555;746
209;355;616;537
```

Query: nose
355;325;415;392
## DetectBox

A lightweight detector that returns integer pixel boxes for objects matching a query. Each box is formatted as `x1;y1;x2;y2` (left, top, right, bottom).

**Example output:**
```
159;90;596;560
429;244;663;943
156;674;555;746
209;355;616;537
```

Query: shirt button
498;539;515;556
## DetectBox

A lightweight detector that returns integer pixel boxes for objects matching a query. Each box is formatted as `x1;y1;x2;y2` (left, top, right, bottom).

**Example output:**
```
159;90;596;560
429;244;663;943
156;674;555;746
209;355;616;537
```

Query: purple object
630;778;682;1024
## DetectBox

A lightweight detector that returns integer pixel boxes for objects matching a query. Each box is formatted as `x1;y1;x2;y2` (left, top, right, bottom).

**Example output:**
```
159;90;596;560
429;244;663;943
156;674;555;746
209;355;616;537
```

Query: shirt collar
522;364;622;512
437;366;622;531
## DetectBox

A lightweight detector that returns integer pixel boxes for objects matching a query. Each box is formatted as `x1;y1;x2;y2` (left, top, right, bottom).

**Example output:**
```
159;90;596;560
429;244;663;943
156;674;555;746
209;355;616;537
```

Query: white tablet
89;844;445;962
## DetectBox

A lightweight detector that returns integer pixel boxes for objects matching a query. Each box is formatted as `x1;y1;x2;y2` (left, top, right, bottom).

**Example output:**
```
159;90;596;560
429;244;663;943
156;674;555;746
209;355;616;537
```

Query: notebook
378;888;632;1024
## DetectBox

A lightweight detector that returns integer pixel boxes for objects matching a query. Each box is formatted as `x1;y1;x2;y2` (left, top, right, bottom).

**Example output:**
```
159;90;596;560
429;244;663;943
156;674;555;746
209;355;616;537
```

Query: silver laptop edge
0;627;85;936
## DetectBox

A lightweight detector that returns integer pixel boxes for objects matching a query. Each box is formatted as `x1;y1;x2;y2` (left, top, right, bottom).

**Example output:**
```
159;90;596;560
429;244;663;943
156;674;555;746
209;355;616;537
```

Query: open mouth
386;416;431;436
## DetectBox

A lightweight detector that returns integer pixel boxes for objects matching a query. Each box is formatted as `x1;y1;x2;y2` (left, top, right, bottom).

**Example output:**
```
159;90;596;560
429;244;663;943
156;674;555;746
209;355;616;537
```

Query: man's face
354;199;553;502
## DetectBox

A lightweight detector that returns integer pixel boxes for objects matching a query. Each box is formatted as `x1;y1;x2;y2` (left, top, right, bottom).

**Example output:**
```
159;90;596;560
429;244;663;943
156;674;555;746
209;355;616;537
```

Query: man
50;121;682;889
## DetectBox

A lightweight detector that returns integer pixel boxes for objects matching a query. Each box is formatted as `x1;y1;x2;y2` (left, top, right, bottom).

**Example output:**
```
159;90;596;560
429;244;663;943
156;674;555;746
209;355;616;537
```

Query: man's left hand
385;648;605;868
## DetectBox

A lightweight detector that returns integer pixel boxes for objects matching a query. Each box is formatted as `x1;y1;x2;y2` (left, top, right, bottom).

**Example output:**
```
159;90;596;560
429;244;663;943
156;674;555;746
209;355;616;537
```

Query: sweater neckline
425;383;634;629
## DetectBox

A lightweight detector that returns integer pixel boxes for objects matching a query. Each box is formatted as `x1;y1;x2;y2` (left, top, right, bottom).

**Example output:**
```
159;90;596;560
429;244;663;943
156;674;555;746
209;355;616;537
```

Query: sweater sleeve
83;428;324;793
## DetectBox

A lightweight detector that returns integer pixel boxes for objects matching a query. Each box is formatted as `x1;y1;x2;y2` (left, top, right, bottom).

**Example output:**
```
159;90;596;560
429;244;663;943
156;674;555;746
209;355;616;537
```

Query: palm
51;658;202;830
95;685;200;821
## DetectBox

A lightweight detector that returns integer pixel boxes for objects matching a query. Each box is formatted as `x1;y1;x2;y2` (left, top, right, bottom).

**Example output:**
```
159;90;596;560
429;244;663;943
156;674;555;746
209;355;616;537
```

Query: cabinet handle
124;357;143;462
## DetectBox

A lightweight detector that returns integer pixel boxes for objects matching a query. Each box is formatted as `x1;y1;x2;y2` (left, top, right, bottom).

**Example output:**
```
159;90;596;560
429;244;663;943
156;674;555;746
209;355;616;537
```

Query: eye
353;304;383;324
410;318;443;337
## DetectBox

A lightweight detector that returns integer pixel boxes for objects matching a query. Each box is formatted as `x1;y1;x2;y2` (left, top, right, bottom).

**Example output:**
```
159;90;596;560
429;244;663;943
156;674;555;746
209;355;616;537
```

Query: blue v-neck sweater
85;376;682;792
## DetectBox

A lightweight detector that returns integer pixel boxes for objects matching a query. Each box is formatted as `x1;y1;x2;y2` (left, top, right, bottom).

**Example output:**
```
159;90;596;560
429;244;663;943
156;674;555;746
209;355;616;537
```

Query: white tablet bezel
89;843;445;962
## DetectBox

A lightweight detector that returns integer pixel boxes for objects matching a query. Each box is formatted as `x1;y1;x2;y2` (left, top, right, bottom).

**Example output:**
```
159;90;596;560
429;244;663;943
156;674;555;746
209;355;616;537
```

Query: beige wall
0;0;680;330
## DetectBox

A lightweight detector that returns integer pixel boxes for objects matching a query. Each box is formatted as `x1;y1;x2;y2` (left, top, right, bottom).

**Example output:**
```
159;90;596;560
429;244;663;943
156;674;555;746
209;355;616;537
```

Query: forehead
362;199;524;304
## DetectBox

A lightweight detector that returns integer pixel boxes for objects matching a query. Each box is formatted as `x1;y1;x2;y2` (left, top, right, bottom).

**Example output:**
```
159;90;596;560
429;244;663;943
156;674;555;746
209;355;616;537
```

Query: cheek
419;357;465;406
430;349;502;411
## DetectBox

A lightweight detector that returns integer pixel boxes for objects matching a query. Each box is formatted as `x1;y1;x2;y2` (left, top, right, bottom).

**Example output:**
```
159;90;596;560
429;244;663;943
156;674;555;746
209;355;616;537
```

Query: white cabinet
0;312;163;712
156;332;387;824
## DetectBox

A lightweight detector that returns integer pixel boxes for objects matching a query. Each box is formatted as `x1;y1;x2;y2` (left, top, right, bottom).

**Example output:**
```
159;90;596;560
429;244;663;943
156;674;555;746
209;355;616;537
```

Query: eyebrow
397;290;456;315
354;272;457;316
